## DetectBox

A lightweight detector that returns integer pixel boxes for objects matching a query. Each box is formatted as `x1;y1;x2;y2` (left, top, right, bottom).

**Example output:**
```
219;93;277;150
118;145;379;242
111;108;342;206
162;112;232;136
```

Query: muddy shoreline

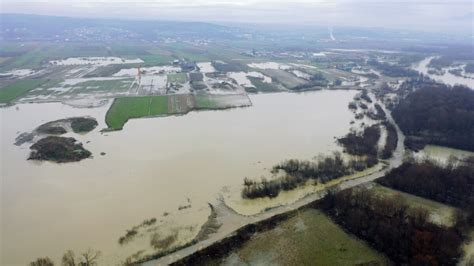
171;207;298;265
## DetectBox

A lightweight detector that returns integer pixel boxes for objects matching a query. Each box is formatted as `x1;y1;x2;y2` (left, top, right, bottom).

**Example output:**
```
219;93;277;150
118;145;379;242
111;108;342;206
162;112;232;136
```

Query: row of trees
367;103;386;121
320;188;464;265
338;124;381;158
30;249;101;266
381;121;398;159
242;152;376;199
392;83;474;151
377;158;474;225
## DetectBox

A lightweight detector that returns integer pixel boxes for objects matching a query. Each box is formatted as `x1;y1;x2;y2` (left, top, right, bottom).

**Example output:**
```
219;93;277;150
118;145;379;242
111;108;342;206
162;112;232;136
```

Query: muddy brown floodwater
1;90;357;265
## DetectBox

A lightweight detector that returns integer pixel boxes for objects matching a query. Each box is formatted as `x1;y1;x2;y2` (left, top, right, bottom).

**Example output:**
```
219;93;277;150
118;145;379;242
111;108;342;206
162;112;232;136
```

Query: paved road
144;96;406;266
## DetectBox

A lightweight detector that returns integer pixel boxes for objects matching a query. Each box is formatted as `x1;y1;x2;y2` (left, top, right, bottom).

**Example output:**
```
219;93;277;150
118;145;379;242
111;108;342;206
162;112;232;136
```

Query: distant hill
0;13;239;42
0;13;470;46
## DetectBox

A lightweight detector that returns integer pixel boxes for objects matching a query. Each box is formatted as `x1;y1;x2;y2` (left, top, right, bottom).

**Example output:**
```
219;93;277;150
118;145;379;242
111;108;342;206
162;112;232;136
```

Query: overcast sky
1;0;473;33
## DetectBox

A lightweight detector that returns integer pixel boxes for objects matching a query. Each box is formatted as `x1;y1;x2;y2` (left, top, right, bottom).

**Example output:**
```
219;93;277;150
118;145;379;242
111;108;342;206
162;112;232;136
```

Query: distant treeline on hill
392;83;474;151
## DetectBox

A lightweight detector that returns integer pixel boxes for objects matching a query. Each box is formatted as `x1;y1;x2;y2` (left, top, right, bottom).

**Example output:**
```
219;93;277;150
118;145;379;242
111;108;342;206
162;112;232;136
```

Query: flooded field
413;57;474;88
370;184;457;227
227;72;272;88
204;209;387;265
49;57;144;66
414;145;474;164
1;90;357;265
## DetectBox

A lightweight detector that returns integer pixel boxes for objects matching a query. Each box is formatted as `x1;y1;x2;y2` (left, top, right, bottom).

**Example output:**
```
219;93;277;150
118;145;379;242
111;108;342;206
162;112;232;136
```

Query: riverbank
144;98;405;265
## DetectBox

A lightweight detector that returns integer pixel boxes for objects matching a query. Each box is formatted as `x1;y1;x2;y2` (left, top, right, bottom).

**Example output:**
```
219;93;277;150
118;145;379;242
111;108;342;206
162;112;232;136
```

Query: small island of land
29;136;92;163
15;117;98;146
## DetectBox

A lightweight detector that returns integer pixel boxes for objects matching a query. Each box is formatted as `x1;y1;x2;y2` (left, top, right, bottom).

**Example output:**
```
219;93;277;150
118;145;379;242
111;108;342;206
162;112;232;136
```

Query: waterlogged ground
1;90;357;265
205;209;388;265
226;163;386;216
370;184;457;227
414;145;474;164
413;57;474;88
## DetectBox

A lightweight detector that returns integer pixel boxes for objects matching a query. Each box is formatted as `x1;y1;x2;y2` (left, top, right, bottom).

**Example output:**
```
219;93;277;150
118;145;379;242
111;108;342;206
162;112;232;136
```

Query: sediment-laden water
1;90;357;265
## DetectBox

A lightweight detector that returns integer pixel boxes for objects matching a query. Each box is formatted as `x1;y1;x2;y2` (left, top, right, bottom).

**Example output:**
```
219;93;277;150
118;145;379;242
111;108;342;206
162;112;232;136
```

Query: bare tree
61;250;76;266
79;249;101;266
30;257;54;266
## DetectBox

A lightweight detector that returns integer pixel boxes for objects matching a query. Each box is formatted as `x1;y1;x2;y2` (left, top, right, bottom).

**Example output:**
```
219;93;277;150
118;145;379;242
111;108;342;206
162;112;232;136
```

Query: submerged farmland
2;91;360;265
0;49;414;265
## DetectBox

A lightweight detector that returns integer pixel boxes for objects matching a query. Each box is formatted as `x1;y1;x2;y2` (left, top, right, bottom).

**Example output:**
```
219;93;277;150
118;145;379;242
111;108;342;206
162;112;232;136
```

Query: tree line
242;152;376;199
381;121;398;159
320;188;465;265
30;249;101;266
392;83;474;151
338;124;381;159
377;157;474;226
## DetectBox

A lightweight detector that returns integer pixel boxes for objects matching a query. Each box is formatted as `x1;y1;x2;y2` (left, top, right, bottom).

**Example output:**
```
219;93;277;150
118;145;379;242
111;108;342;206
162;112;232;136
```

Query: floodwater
248;62;292;70
1;90;357;265
414;145;474;164
227;72;272;88
196;62;216;73
0;69;39;78
49;57;143;66
413;57;474;88
113;66;181;77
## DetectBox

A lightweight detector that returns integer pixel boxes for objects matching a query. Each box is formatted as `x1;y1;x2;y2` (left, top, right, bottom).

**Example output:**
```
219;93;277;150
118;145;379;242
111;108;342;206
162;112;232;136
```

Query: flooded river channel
1;90;357;265
413;57;474;88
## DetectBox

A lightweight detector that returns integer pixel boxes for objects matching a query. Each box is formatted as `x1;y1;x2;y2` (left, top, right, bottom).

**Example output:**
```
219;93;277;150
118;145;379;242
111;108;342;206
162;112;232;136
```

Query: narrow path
144;94;406;266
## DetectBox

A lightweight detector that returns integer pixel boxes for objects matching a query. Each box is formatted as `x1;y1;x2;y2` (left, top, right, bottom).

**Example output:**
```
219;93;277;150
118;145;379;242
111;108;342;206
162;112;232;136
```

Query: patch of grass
149;96;168;114
105;96;168;130
370;184;457;226
141;54;175;65
195;94;218;109
0;79;46;103
167;73;188;84
174;49;211;62
1;50;45;70
248;77;282;92
214;209;387;265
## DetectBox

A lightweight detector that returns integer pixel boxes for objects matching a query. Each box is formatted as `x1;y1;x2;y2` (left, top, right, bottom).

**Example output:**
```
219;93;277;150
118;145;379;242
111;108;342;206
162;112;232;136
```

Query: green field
0;79;46;103
371;184;457;226
140;54;175;65
105;96;168;130
105;94;233;129
167;73;188;83
0;44;111;71
195;94;219;109
206;209;387;265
